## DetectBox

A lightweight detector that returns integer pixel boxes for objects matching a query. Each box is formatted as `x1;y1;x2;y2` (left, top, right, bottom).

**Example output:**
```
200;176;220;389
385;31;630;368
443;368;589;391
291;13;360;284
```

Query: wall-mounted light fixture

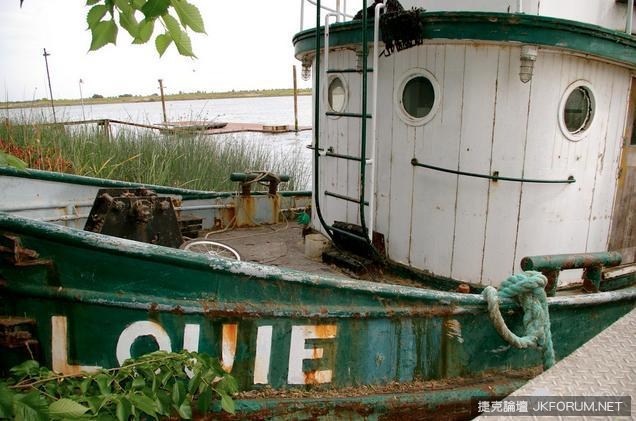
301;57;312;81
519;45;538;83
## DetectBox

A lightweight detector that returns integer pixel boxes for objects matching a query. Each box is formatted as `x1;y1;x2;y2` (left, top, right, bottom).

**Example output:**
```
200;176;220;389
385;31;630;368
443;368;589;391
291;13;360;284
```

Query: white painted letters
288;325;337;384
51;316;101;375
254;325;273;384
116;320;172;365
50;316;338;386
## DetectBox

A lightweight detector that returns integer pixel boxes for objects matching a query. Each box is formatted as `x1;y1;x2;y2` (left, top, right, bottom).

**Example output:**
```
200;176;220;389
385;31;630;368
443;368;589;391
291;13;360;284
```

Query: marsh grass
0;118;310;191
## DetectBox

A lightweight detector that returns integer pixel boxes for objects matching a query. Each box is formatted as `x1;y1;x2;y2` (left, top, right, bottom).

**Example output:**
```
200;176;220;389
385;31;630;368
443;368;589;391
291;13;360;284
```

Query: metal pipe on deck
521;252;623;271
521;251;623;295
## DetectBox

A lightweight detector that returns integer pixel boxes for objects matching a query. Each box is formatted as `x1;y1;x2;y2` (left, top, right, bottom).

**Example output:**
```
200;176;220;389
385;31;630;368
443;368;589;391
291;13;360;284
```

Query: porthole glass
327;77;346;112
559;81;595;141
396;69;440;126
402;77;435;119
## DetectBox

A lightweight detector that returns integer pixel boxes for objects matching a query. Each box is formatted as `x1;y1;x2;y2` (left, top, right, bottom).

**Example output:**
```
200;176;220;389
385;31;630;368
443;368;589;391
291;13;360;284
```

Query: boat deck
201;222;343;277
187;221;636;293
189;221;430;288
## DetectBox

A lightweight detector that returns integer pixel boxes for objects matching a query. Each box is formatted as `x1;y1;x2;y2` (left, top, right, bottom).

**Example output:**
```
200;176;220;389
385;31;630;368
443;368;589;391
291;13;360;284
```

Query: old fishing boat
1;0;636;419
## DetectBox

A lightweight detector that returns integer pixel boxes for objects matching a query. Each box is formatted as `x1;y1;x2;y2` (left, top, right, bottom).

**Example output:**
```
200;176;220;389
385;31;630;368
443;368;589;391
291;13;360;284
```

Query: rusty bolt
132;200;152;223
456;284;471;293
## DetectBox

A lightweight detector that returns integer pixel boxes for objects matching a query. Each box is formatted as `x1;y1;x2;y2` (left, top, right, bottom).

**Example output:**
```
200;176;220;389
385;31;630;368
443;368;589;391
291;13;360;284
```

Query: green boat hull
1;203;634;418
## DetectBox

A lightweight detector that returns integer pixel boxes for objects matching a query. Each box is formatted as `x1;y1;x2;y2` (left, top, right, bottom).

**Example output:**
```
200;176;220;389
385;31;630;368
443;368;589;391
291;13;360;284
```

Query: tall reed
0;119;310;191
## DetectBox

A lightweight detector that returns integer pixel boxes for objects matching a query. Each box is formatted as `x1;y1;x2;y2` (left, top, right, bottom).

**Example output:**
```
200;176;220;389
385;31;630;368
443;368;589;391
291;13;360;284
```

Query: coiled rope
482;271;555;369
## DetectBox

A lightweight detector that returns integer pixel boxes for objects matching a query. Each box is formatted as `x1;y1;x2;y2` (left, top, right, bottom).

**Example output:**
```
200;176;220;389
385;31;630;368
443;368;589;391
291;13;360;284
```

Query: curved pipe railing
411;158;576;184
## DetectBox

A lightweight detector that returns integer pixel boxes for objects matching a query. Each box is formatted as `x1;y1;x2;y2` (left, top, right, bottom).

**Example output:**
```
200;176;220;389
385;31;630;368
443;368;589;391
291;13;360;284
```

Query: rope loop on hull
482;271;555;369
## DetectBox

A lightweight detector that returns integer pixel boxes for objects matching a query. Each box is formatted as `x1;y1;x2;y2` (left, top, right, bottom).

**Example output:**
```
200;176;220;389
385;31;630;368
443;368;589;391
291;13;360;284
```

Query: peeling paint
444;319;465;344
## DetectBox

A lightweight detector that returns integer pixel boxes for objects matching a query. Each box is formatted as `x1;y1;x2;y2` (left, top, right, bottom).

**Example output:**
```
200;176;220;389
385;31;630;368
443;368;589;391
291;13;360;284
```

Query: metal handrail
411;158;576;184
307;145;364;161
300;0;354;31
368;1;385;241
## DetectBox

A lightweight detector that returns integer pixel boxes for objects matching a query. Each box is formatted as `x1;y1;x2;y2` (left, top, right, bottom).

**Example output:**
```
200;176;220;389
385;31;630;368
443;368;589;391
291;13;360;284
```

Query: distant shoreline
2;88;312;110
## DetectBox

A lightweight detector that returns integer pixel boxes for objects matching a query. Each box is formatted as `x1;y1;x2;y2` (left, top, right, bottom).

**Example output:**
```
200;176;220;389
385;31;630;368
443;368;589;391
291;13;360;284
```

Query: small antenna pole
43;48;56;123
158;79;168;125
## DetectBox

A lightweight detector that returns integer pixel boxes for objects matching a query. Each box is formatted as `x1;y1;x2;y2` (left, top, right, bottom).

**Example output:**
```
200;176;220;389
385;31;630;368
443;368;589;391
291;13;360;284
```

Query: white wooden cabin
294;0;636;286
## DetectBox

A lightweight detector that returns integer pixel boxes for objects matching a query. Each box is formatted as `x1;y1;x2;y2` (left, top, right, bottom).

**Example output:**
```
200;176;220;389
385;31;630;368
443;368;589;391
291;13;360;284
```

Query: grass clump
0;119;310;191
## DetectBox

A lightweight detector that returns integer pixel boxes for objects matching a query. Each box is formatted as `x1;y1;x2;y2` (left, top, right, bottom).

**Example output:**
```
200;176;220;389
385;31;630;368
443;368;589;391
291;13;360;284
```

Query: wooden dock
158;121;312;135
43;119;312;136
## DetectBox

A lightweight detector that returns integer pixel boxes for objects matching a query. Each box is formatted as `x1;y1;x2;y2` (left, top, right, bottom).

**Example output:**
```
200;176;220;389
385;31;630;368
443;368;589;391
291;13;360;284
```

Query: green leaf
162;13;195;57
118;7;139;37
87;4;109;28
115;397;132;421
48;398;90;419
9;360;40;378
129;393;157;418
196;388;212;414
89;19;118;51
13;392;48;421
153;391;171;416
187;371;201;394
132;0;145;8
86;0;101;5
219;391;235;415
154;33;172;57
216;375;239;395
171;381;185;406
134;18;155;44
141;0;170;18
79;378;91;395
84;395;105;414
172;0;205;33
94;373;112;395
44;381;60;399
131;376;145;390
176;399;192;419
0;383;14;418
113;0;131;13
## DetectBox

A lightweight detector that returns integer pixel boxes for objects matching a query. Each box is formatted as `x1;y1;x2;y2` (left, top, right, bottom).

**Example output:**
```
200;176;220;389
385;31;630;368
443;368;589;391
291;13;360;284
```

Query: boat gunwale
0;166;311;200
1;210;635;313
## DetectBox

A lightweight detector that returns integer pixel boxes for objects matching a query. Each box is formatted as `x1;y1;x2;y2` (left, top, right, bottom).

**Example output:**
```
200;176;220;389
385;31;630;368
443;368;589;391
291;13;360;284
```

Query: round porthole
327;75;347;113
559;81;595;141
396;69;440;125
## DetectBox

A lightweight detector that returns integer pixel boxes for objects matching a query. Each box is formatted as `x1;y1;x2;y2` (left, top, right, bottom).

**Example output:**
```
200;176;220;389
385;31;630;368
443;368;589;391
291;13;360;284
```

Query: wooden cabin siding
609;78;636;263
517;54;629;278
315;41;629;285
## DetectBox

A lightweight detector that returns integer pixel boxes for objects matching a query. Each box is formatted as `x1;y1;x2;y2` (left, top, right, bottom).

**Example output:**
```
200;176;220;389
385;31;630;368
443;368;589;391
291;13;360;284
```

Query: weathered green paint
0;166;310;200
521;252;625;295
293;12;636;68
1;211;635;386
521;252;623;271
1;169;635;417
215;378;530;420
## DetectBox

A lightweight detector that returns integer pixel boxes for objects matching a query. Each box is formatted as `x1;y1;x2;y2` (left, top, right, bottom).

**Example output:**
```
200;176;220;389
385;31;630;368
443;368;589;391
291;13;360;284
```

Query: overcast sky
0;1;362;102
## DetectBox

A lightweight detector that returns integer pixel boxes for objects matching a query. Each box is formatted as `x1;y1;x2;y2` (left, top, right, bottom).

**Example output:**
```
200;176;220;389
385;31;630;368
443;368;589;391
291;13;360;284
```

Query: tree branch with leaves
86;0;206;57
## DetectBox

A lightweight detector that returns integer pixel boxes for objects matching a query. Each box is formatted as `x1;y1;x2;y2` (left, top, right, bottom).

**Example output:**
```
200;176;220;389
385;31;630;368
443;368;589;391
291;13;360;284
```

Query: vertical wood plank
450;45;500;282
408;44;464;276
481;46;530;284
